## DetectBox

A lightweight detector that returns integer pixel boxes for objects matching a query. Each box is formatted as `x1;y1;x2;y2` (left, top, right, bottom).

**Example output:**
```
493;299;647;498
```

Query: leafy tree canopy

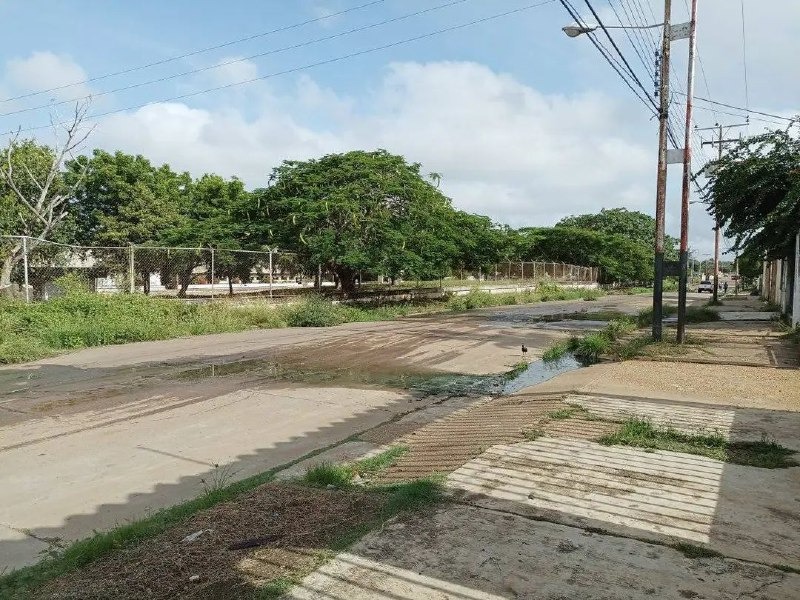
264;150;457;294
702;124;800;259
557;207;678;259
517;226;651;283
68;149;190;246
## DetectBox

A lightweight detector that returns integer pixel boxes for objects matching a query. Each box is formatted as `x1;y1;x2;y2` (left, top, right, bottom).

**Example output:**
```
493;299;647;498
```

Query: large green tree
703;124;799;259
67;150;191;293
162;174;258;296
264;150;457;295
557;207;678;259
517;226;651;284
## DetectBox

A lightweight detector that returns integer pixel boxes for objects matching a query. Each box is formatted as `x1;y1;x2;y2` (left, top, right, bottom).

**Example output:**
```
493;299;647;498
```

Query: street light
561;22;663;37
563;3;695;342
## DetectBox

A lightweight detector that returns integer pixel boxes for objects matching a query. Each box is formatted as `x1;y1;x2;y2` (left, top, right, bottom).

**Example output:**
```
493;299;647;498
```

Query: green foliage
353;446;409;476
284;296;350;327
517;227;652;284
557;208;678;259
257;578;295;599
304;463;354;488
382;479;443;513
702;124;800;259
264;150;459;295
542;341;572;362
547;408;580;420
570;332;611;362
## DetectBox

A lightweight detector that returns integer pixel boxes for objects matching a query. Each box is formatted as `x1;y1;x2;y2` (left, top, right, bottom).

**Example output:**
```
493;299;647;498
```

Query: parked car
697;280;715;293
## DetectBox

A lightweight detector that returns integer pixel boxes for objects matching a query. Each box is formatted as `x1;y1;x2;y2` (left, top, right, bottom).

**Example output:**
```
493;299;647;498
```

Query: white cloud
91;60;656;230
5;51;91;101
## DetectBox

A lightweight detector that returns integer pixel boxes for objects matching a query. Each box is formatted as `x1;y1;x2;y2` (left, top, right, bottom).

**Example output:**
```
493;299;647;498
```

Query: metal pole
210;248;215;301
713;124;722;304
269;249;274;299
22;235;30;303
676;0;698;343
652;0;672;342
129;243;135;293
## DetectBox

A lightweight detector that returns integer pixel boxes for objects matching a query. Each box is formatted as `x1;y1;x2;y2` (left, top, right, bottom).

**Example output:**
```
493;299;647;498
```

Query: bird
521;344;528;356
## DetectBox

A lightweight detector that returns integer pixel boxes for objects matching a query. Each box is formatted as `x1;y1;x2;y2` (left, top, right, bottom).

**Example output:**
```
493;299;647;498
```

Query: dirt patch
34;484;386;600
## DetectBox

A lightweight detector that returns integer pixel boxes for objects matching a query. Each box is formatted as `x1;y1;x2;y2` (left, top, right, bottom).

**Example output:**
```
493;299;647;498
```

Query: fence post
269;249;274;299
128;243;135;293
520;261;524;281
22;235;30;303
210;247;215;301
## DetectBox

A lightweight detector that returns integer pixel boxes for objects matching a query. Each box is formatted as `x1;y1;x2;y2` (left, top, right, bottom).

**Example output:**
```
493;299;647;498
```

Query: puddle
530;320;609;331
175;354;586;398
501;354;585;394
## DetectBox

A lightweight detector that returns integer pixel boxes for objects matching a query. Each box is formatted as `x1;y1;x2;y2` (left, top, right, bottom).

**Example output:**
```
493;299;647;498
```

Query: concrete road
0;294;659;570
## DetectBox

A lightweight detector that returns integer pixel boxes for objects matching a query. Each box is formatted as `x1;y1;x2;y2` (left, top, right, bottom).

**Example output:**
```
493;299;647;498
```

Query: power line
4;0;558;135
1;0;472;118
0;0;390;105
581;0;653;98
675;93;794;122
739;0;750;112
605;0;656;85
558;0;658;115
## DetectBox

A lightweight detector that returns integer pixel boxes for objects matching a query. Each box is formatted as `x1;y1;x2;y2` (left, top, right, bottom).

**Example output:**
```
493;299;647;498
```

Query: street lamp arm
562;22;663;37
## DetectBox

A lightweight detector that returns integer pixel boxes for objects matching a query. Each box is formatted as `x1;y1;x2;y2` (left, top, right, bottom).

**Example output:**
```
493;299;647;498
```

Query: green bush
283;296;349;327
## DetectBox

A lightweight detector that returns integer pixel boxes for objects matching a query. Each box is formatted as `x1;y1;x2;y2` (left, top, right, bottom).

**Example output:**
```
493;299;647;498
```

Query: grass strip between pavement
599;419;798;469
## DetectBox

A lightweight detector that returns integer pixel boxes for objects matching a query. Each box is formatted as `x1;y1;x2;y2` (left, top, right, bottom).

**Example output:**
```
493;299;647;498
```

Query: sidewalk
285;309;800;598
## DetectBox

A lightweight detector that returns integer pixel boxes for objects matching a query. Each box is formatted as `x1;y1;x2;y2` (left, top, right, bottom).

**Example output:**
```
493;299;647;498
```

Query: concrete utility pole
652;0;672;342
699;121;749;303
676;0;698;343
793;232;800;327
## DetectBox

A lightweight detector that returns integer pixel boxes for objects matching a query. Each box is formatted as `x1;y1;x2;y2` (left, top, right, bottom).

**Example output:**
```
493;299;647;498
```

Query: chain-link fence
1;237;600;302
0;236;305;301
453;262;598;284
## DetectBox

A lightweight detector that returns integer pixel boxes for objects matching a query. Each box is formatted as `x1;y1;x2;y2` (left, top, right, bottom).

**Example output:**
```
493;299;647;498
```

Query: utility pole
652;0;672;342
676;0;698;343
699;121;748;303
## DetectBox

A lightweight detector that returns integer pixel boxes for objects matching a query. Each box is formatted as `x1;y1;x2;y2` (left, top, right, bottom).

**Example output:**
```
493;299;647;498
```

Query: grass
542;341;572;362
541;317;638;364
257;577;295;599
781;325;800;345
303;446;410;488
0;281;610;365
0;467;277;599
636;304;720;327
547;407;580;420
502;360;530;380
600;419;798;468
522;428;545;441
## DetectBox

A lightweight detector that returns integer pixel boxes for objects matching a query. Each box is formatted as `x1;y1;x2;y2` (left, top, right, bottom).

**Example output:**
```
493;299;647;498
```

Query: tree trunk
228;276;233;296
177;268;193;298
139;270;151;295
1;255;16;296
336;267;358;298
0;244;22;296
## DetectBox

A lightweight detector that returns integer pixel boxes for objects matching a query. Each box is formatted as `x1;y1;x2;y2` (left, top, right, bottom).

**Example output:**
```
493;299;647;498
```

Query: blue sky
1;0;797;257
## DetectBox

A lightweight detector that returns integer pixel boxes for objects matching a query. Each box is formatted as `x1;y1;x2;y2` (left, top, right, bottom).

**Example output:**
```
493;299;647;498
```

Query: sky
0;0;797;258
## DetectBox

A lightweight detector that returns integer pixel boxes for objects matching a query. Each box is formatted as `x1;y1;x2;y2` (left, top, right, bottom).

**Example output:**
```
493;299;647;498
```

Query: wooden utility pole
699;122;749;303
676;0;698;343
652;0;672;342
